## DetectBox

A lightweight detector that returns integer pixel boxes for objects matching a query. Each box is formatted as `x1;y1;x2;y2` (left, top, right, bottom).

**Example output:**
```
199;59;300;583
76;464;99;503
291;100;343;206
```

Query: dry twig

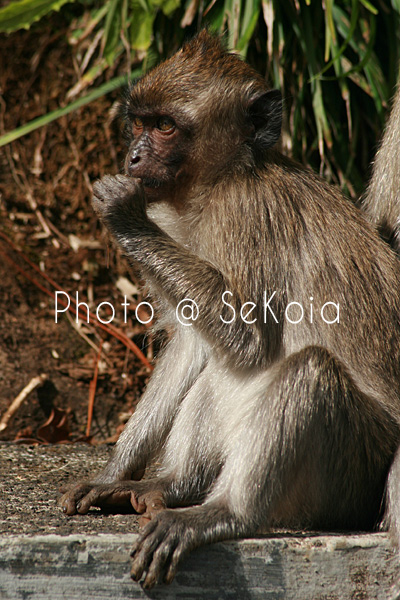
0;374;48;432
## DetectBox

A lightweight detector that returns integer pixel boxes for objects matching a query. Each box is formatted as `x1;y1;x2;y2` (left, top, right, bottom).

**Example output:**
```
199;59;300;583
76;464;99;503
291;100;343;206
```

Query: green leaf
152;0;181;16
324;0;335;62
103;0;123;64
311;0;359;81
0;0;74;33
358;0;378;15
203;0;226;31
223;0;241;50
237;0;261;55
129;0;156;50
128;0;180;51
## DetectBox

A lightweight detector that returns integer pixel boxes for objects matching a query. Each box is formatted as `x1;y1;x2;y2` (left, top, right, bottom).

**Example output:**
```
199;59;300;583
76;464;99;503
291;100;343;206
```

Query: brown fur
363;80;400;251
60;31;400;589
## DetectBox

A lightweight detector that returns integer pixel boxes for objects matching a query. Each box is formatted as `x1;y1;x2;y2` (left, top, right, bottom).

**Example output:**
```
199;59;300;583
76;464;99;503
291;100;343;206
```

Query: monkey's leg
131;345;399;589
72;364;224;518
59;327;209;516
61;361;223;518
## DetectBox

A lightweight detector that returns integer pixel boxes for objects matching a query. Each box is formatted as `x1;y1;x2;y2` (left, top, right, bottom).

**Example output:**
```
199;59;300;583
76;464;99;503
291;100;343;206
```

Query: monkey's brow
127;104;193;129
128;104;172;117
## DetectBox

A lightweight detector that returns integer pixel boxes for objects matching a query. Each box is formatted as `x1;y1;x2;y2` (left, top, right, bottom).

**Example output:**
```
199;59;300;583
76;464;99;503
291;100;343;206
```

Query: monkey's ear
248;90;282;150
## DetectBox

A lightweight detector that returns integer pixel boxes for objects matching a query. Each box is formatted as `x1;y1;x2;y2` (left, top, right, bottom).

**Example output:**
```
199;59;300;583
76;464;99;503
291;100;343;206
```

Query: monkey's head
121;30;282;202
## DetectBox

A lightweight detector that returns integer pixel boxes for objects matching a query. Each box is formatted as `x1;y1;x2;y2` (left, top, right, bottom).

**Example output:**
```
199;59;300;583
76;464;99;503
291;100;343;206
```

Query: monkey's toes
130;489;166;527
58;491;81;516
59;494;78;516
58;483;96;515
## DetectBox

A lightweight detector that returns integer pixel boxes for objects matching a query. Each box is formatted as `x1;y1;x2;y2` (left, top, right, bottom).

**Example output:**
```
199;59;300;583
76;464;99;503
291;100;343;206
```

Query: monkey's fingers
130;492;146;514
137;500;166;528
130;510;187;589
92;175;144;210
142;537;180;589
93;174;139;198
130;520;159;583
164;544;187;585
92;173;148;237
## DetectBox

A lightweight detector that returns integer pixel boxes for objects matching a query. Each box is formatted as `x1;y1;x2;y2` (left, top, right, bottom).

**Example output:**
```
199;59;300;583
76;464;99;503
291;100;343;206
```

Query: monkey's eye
156;116;175;133
132;116;144;129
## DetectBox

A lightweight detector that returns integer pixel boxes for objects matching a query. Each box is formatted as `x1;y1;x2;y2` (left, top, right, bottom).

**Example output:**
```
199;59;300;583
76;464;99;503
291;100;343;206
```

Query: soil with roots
0;13;153;446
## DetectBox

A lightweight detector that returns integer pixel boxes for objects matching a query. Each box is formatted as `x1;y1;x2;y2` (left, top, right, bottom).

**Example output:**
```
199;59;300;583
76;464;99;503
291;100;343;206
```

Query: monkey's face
123;110;193;203
121;30;282;202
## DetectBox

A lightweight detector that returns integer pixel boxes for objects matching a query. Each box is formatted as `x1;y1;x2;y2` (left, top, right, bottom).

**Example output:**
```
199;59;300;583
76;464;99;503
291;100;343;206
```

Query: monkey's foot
130;509;195;589
59;481;139;516
59;481;167;519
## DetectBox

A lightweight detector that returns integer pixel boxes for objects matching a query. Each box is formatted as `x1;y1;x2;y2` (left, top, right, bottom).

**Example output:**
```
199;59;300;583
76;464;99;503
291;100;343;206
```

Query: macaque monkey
60;31;400;589
363;80;400;252
362;79;400;543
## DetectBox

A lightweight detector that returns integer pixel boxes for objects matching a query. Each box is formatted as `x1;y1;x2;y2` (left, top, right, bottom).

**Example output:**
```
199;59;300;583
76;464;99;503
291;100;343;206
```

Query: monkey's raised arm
93;175;276;370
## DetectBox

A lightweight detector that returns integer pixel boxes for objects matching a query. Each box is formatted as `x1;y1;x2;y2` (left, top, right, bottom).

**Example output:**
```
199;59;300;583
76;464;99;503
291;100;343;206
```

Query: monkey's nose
130;150;141;165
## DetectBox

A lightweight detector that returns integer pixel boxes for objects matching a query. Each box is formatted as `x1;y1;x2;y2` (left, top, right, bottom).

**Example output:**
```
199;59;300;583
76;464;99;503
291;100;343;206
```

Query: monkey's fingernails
115;173;130;183
164;571;175;585
131;541;157;585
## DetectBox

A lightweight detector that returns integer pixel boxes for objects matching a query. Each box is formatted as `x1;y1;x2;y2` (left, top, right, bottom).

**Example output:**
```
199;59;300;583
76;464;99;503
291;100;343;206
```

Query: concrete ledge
1;445;399;599
0;532;398;600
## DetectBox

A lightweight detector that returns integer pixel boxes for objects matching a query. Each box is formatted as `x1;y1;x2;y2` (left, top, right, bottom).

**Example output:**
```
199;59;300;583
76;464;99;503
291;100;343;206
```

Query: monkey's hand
59;481;166;519
131;509;198;589
92;174;148;235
